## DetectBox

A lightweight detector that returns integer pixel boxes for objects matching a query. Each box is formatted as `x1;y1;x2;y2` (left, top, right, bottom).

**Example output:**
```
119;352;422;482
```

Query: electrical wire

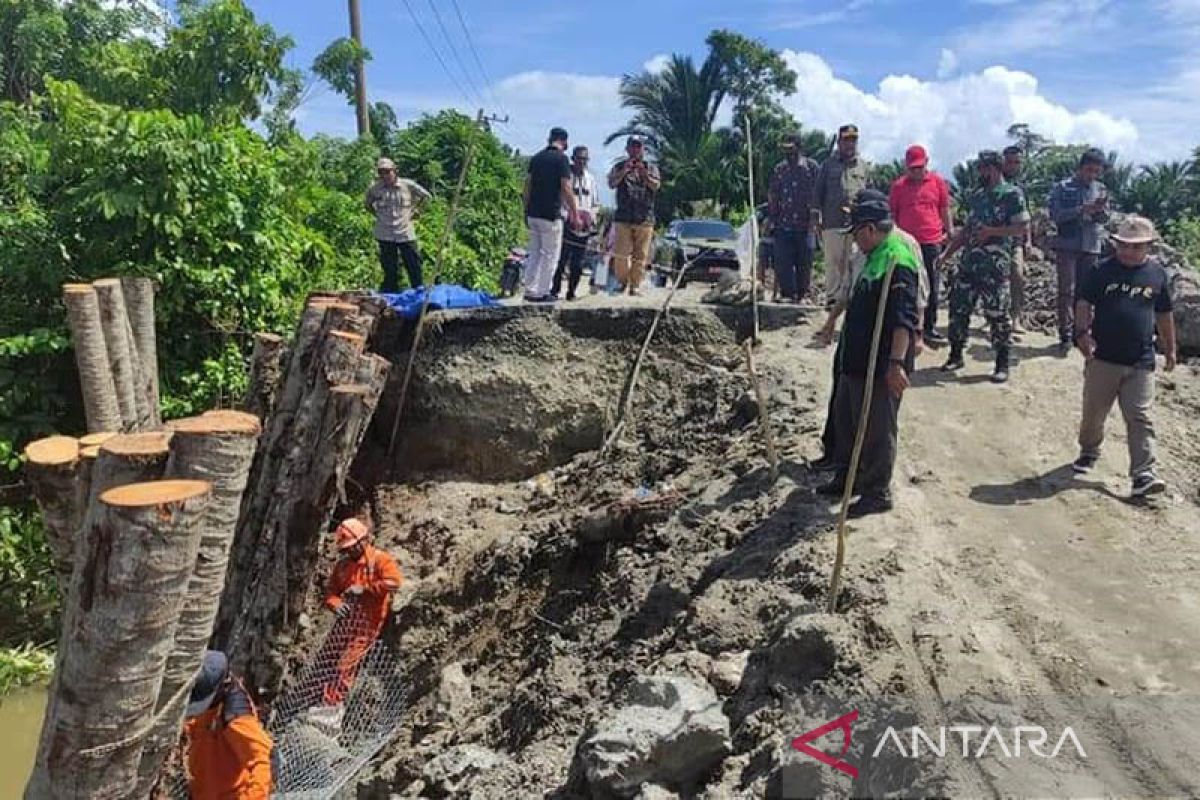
398;0;477;110
426;0;487;109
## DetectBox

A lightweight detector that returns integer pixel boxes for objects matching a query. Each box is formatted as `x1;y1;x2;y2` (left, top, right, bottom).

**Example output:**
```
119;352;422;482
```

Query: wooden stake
63;286;122;433
742;341;779;483
135;413;261;795
29;480;211;800
826;256;900;613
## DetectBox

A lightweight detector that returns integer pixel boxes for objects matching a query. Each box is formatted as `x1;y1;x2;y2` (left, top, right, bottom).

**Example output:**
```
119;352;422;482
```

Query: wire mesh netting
268;602;407;799
164;600;406;800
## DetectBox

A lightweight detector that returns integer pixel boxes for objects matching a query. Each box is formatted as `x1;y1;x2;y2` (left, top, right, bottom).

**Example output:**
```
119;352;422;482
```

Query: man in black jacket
818;192;921;517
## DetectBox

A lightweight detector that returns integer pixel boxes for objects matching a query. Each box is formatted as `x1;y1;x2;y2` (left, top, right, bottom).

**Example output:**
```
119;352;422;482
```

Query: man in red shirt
889;145;953;343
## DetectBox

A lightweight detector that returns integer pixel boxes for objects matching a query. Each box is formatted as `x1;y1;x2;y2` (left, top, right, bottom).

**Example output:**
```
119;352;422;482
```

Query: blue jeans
773;227;813;300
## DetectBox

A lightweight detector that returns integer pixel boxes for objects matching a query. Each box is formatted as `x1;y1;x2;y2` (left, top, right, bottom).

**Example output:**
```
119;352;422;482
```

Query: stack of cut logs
62;278;161;433
22;285;392;799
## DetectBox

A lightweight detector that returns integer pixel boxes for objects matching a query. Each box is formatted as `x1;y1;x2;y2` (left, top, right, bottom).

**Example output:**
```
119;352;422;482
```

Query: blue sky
239;0;1200;171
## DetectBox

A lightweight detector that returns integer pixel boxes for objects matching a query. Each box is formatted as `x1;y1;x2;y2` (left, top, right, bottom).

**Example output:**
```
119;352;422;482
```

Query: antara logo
792;711;1088;777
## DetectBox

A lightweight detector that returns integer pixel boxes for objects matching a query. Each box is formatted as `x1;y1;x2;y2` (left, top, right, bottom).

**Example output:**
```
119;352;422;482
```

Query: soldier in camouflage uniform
936;150;1030;383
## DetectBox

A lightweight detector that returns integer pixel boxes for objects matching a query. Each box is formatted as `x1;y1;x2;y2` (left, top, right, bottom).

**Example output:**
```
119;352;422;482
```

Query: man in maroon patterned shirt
768;133;819;303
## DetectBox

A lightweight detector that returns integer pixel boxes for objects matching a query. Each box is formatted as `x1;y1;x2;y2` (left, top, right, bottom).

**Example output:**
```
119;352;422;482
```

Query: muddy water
0;685;46;796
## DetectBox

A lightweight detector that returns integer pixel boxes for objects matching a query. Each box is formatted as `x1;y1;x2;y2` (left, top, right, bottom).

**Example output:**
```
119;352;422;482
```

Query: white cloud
936;49;959;80
777;51;1138;169
643;54;671;74
952;0;1116;61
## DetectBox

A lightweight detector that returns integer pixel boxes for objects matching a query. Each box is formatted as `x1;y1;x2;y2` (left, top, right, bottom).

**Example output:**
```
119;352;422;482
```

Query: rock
1169;268;1200;355
656;650;714;683
422;744;508;798
635;785;680;800
729;390;759;427
708;650;750;695
436;662;473;723
573;676;731;798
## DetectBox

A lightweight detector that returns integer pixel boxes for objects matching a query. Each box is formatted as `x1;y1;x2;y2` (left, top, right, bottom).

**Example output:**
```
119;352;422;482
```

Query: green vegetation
0;0;523;687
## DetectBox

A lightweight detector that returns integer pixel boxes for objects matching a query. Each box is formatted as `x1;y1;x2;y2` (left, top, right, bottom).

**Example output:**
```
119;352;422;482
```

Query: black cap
842;189;891;232
977;150;1003;169
548;127;569;144
781;132;801;147
1079;147;1107;168
838;123;859;139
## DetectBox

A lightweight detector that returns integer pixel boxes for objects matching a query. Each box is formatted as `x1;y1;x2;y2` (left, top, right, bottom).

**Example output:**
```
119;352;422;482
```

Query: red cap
905;145;928;167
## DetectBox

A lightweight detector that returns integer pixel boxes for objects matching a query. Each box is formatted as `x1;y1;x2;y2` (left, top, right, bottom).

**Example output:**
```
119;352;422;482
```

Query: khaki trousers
822;230;855;306
1078;358;1157;477
613;222;654;291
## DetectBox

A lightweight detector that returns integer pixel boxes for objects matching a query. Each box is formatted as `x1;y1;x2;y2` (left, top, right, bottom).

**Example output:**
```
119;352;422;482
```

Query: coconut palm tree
1125;161;1194;226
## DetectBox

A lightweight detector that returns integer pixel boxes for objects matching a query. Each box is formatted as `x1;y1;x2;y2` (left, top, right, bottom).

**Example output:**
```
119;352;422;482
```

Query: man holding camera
1049;148;1110;353
608;136;661;296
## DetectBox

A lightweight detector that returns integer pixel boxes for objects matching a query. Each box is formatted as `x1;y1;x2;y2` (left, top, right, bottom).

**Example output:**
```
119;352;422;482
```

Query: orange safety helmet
335;518;369;550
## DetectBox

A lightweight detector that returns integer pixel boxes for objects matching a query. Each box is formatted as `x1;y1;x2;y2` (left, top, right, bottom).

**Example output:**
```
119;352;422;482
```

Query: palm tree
606;54;725;165
607;54;735;218
1126;161;1194;225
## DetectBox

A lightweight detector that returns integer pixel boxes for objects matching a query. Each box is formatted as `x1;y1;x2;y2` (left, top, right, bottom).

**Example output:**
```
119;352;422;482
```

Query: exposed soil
293;294;1200;799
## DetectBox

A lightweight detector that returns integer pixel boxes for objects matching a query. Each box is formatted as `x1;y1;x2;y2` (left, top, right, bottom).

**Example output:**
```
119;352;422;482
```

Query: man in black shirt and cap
523;127;581;302
818;190;921;517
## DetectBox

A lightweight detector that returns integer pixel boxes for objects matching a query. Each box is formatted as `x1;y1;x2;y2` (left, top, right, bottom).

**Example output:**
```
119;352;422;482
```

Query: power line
398;0;476;109
425;0;487;108
449;0;503;113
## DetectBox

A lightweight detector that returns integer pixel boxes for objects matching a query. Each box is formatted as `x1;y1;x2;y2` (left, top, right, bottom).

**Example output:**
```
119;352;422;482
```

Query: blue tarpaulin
377;285;500;319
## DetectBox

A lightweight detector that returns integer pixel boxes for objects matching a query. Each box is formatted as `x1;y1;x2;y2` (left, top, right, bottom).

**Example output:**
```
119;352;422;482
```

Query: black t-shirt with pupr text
1079;257;1173;369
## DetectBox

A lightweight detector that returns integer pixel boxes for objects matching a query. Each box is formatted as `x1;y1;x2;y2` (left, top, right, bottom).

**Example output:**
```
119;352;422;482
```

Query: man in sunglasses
552;145;599;300
365;157;432;293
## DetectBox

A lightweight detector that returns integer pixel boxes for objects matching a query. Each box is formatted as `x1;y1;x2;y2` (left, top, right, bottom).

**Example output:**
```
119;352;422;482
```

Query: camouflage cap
977;150;1003;169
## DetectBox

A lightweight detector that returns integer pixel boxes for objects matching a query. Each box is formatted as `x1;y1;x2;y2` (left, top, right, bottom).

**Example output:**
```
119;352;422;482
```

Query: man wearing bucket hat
937;149;1029;383
365;157;432;293
320;518;403;709
184;650;274;799
1072;215;1176;497
817;190;920;517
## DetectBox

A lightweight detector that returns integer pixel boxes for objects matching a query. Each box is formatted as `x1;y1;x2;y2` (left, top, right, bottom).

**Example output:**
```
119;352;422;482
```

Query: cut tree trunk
242;332;287;421
63;286;122;433
23;436;82;592
27;480;211;800
87;432;173;508
134;412;261;796
92;279;142;430
120;277;161;428
283;384;372;624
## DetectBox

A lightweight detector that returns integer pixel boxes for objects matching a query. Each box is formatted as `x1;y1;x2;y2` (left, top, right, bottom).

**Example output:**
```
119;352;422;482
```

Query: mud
284;296;1200;799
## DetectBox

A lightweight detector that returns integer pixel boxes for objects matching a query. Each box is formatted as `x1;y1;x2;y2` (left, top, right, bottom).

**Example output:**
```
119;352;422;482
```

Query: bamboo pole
28;480;211;800
744;117;762;344
742;342;779;483
62;286;122;433
826;256;900;613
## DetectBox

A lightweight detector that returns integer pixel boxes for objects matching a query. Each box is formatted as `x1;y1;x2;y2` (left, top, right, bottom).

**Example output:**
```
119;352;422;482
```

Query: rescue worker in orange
321;517;403;707
184;650;273;800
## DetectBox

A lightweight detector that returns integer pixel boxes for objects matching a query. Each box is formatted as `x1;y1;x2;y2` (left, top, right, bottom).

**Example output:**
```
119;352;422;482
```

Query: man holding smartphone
608;136;661;296
1049;148;1110;353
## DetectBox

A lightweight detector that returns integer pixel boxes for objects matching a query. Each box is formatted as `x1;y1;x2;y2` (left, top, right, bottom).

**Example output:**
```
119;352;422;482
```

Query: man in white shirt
552;146;600;300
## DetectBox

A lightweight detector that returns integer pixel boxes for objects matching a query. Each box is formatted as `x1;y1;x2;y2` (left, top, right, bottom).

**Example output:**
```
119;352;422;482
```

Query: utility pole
348;0;370;138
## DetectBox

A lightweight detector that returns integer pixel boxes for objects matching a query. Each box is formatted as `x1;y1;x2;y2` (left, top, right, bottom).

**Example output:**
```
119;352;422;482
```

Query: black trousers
831;373;901;500
773;227;814;300
820;341;842;460
378;240;423;292
552;231;589;298
919;242;941;334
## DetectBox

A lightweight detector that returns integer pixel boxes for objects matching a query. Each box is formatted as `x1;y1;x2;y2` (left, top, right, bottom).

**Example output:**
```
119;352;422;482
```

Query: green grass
0;644;53;696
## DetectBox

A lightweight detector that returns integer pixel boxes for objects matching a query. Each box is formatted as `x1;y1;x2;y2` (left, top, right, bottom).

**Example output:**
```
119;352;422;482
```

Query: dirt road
355;297;1200;797
808;325;1200;797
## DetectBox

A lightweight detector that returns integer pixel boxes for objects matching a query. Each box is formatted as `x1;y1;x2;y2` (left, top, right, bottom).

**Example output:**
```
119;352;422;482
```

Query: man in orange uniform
184;650;273;800
321;518;403;707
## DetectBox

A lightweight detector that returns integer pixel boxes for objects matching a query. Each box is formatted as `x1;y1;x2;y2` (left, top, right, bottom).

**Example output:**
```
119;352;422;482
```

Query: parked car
652;219;741;287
